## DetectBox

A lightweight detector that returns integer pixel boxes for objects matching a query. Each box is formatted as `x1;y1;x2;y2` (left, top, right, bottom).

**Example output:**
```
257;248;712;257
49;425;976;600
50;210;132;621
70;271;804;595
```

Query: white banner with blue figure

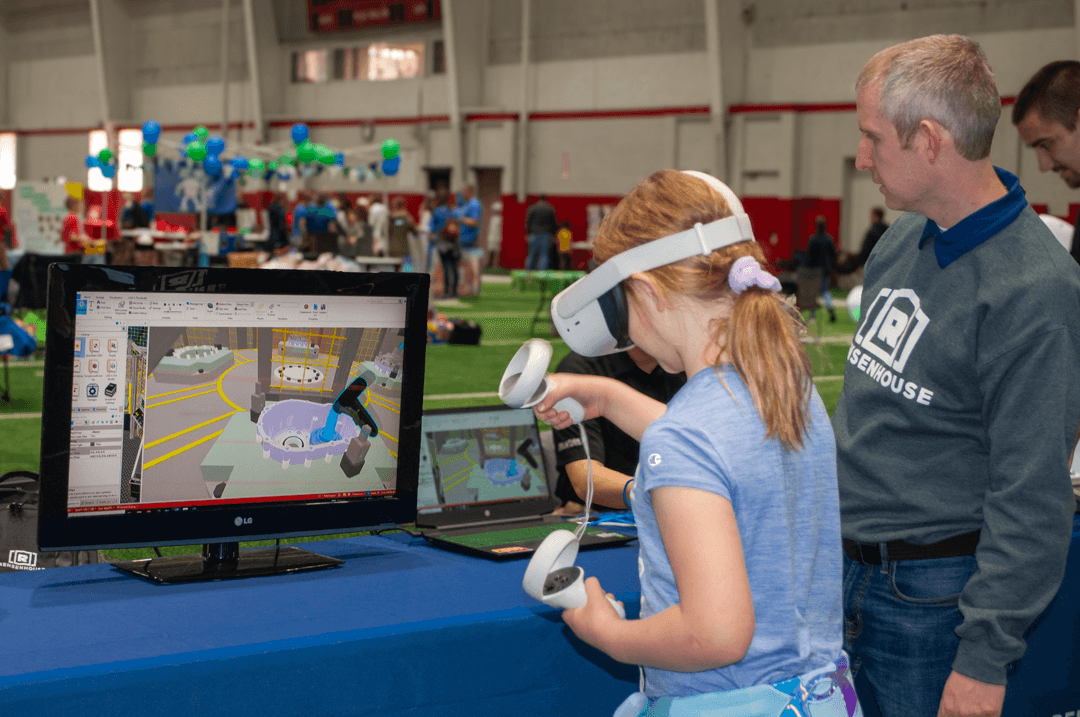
154;160;238;216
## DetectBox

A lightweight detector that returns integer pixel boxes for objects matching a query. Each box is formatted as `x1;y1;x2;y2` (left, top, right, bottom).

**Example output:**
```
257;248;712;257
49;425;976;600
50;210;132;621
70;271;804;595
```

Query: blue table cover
0;533;640;717
1;518;1077;717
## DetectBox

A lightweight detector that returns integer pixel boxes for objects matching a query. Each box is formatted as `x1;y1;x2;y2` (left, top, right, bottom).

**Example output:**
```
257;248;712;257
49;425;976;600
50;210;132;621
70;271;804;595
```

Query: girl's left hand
561;576;624;649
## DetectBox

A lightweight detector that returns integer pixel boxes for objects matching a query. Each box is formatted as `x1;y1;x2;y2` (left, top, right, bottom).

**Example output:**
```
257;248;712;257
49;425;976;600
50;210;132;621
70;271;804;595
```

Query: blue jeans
821;273;834;310
843;552;977;717
526;233;552;271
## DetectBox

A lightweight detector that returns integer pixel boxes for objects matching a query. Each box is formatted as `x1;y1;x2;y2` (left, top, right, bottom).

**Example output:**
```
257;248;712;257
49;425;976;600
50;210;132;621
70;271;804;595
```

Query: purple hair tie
728;255;781;295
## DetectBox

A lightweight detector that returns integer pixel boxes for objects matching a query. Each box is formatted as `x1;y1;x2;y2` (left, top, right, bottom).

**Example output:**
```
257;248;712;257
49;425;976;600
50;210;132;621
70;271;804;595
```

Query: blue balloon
230;156;249;170
203;155;222;177
100;164;115;178
206;135;225;157
183;133;198;145
381;156;400;176
85;155;99;169
334;153;345;166
291;123;309;145
142;120;161;144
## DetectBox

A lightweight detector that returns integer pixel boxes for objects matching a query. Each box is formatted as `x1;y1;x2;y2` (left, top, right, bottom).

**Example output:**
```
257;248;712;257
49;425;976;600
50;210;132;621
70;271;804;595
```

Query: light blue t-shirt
633;366;843;699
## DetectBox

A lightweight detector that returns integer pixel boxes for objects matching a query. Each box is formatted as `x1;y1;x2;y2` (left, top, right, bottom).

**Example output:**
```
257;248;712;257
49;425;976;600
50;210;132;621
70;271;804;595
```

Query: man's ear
918;119;946;163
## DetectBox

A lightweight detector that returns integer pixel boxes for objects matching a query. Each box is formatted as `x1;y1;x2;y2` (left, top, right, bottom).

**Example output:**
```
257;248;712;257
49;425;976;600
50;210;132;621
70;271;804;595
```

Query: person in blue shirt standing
455;184;482;249
302;192;339;254
835;34;1080;717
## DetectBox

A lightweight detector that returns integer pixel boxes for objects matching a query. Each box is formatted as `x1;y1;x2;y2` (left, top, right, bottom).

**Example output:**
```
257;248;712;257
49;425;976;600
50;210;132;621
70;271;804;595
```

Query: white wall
3;0;1079;215
9;55;100;129
484;52;709;113
18;134;90;186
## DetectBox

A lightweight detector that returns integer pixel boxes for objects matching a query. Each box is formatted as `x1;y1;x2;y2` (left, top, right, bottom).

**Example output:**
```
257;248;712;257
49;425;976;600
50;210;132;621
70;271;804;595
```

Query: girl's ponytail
721;285;813;451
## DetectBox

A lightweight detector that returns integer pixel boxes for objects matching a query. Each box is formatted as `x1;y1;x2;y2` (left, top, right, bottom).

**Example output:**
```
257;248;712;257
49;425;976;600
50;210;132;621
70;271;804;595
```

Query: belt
843;529;980;565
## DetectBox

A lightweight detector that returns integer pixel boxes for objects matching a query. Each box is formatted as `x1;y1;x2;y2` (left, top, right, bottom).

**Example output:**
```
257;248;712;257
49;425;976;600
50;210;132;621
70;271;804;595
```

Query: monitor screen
415;405;556;527
38;264;429;570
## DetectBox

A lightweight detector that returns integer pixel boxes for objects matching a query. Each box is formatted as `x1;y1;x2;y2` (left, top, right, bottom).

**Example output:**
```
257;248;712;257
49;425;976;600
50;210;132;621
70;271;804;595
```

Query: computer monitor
38;264;429;583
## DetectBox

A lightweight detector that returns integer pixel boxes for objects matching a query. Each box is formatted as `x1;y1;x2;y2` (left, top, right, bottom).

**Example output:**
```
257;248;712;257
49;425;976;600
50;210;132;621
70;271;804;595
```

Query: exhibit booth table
1;519;1077;717
0;533;640;717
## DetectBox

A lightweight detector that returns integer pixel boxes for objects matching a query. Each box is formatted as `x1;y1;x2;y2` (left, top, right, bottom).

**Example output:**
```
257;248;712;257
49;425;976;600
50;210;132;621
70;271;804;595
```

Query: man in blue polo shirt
454;184;482;249
834;34;1080;717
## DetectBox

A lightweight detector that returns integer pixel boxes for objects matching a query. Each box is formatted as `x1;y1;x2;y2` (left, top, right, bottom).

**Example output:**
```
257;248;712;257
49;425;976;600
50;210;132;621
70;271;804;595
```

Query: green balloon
314;143;334;165
142;142;157;157
296;141;315;164
278;154;292;166
267;161;278;171
194;125;209;140
97;148;113;164
186;140;207;161
380;139;399;159
342;166;350;177
249;158;265;172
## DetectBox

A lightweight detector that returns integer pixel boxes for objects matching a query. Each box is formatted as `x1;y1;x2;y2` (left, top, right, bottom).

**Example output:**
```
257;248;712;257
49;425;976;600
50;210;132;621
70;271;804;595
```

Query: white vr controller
499;339;625;619
498;338;585;423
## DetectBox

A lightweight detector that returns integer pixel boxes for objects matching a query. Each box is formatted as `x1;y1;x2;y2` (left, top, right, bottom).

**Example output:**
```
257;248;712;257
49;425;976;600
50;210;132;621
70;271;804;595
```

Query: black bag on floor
448;319;482;345
0;471;106;572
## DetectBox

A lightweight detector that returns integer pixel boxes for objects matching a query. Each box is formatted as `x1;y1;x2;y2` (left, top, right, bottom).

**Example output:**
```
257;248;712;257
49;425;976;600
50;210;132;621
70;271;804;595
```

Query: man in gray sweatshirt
833;35;1080;717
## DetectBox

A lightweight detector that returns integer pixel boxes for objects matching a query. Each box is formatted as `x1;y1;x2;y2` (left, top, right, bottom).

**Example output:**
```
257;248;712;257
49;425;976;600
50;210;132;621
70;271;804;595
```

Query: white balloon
1039;214;1073;253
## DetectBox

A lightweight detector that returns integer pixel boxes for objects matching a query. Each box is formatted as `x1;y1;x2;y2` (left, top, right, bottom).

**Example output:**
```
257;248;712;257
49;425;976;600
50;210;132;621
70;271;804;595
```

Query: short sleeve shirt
455;198;482;247
61;213;83;254
552;351;685;508
634;366;843;698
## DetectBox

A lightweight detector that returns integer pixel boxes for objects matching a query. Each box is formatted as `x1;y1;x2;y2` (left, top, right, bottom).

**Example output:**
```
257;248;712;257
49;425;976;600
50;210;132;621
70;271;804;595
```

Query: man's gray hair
856;34;1000;161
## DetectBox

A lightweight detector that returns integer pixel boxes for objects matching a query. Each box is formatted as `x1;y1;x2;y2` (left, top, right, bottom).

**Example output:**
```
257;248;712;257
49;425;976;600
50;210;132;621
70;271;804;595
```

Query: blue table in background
1;519;1077;717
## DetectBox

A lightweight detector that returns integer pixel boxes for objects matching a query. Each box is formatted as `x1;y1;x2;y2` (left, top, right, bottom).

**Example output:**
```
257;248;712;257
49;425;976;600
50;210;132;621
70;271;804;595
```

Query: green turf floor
1;278;856;558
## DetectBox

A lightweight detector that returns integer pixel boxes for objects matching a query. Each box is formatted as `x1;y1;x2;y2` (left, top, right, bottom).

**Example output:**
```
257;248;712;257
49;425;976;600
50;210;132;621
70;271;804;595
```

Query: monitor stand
112;541;344;584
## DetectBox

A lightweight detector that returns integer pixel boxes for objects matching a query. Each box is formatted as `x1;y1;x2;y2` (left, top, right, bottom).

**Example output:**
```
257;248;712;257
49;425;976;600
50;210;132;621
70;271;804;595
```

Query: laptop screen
417;405;555;525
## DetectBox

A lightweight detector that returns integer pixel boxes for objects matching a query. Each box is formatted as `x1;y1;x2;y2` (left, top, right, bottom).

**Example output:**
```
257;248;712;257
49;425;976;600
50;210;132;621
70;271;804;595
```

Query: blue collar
918;167;1027;269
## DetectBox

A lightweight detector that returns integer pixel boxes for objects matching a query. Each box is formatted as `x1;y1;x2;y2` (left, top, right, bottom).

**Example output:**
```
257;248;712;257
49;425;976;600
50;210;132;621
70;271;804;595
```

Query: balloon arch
85;121;401;185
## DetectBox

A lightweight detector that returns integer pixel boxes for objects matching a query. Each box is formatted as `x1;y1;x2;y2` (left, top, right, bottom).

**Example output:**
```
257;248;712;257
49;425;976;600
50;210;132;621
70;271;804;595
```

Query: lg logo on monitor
234;517;253;527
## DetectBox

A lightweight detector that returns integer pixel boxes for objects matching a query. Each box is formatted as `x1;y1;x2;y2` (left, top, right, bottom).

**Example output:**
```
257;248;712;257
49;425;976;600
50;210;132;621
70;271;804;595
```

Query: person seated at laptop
552;346;684;513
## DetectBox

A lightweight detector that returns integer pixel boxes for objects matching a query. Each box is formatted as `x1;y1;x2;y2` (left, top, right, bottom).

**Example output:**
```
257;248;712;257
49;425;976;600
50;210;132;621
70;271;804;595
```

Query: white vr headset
551;171;757;357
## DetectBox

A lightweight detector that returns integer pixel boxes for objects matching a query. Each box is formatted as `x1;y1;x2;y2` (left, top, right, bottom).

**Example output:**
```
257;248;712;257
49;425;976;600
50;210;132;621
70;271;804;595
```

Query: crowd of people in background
254;183;492;299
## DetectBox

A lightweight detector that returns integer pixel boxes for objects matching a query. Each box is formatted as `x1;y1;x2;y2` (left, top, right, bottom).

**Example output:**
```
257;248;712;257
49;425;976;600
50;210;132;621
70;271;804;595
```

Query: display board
307;0;440;32
12;182;68;255
154;161;238;216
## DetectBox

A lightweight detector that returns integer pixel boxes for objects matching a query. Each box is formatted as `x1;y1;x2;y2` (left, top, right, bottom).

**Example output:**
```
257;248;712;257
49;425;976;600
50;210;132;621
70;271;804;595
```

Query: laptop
416;404;635;560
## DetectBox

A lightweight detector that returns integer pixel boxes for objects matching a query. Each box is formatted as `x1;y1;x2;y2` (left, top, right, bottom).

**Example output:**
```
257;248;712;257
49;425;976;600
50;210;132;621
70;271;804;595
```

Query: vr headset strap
554;214;755;319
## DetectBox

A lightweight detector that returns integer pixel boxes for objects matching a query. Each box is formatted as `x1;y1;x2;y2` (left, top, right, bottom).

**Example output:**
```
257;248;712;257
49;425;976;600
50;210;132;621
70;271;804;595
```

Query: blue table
0;533;640;717
1;519;1077;717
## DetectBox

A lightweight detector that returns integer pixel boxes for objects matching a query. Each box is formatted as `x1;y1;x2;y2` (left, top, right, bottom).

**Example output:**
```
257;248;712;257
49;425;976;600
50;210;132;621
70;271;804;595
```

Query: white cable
575;422;592;540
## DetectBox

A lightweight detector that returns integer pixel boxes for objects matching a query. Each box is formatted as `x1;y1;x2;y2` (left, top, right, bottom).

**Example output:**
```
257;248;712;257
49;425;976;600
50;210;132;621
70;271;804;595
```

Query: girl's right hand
532;373;608;430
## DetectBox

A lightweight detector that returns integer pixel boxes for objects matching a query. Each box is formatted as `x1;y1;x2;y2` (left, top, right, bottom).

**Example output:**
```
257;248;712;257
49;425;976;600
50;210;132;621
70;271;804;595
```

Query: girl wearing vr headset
534;170;855;717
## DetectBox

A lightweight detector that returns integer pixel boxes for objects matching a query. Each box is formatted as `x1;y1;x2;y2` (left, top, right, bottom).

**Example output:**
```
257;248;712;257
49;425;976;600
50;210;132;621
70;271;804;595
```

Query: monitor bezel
415;403;558;529
38;263;429;551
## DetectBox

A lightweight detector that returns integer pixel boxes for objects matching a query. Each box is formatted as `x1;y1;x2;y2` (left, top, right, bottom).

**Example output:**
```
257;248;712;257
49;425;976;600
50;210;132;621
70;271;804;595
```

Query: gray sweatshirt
833;169;1080;685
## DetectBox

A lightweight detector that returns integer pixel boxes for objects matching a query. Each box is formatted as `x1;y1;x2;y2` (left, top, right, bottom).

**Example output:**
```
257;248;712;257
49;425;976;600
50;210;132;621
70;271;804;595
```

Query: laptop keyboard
435;523;602;549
